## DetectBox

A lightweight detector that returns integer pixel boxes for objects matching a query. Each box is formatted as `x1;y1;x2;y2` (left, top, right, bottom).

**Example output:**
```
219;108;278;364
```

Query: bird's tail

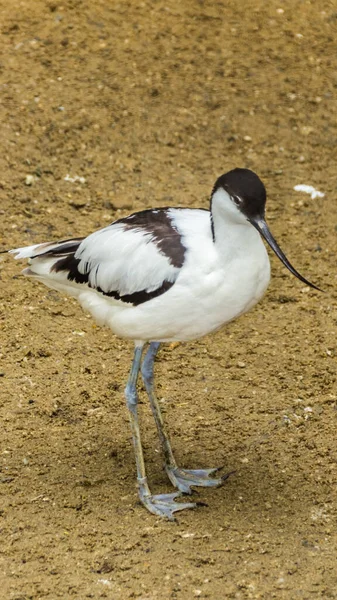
8;238;83;261
5;239;84;296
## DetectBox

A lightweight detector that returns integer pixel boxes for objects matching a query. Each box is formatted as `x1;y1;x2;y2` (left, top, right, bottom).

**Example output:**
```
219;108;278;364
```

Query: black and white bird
6;168;319;519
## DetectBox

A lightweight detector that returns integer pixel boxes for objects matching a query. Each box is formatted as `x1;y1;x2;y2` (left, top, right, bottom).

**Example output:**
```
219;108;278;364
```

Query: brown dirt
1;0;337;598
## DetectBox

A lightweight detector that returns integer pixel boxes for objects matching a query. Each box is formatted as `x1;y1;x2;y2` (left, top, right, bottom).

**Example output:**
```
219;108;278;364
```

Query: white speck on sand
294;184;324;200
64;174;86;184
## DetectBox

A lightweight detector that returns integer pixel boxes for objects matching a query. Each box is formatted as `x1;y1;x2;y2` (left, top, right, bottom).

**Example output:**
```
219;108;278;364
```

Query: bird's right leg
141;342;229;494
125;343;196;520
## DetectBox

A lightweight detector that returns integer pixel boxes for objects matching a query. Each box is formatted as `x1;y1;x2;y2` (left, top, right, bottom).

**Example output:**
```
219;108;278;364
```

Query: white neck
210;188;261;258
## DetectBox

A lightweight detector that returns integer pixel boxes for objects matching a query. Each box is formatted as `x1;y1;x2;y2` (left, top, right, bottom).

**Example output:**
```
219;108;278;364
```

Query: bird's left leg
141;342;228;494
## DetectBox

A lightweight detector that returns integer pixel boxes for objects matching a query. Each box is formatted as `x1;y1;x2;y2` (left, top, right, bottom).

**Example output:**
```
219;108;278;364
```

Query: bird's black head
211;167;321;291
212;167;267;220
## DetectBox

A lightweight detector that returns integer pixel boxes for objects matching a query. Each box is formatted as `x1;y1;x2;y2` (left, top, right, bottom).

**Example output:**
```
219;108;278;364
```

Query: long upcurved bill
250;217;321;291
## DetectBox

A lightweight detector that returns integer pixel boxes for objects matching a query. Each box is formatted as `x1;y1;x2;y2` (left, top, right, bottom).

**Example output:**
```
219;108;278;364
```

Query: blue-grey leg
125;343;196;519
141;342;227;494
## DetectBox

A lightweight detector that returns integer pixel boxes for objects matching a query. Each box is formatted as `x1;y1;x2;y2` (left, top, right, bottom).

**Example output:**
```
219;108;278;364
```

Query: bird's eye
233;195;242;206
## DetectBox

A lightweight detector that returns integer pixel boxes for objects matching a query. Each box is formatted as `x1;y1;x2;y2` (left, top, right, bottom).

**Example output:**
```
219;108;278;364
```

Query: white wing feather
76;224;180;295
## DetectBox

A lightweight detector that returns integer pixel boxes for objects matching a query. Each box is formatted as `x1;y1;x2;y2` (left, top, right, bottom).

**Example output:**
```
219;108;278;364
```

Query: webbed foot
167;466;230;494
139;490;197;520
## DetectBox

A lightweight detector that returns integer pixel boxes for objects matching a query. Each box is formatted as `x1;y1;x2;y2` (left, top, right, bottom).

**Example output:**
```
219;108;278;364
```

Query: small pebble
25;175;35;186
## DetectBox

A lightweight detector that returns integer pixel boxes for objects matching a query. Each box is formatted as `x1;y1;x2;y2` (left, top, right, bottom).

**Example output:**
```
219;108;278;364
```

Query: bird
4;168;319;520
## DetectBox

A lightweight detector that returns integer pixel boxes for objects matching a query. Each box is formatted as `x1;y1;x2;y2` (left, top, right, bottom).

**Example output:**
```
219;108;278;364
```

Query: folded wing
11;209;187;306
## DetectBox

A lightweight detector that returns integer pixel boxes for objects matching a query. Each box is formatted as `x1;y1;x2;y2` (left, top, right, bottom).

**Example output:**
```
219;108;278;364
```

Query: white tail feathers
9;239;83;261
9;243;53;260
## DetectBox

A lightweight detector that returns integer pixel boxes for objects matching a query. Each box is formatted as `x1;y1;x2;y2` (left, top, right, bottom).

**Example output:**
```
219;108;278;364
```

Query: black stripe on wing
32;238;84;258
96;280;174;304
52;254;90;285
118;208;186;268
51;252;175;306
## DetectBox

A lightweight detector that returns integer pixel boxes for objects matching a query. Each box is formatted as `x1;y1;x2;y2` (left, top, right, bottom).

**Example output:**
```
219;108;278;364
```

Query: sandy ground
1;0;337;598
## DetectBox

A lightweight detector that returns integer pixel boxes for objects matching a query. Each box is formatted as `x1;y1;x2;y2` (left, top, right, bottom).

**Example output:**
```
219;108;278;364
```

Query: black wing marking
118;209;186;268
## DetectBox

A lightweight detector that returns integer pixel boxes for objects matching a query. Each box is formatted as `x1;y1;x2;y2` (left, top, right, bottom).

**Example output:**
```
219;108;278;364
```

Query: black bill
250;217;321;291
